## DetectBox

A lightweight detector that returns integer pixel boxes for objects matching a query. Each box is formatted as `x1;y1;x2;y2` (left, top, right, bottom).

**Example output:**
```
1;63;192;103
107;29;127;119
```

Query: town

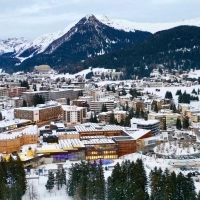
0;65;200;198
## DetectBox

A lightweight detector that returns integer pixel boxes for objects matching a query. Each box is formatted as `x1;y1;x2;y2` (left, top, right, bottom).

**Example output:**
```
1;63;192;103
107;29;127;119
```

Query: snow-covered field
143;85;200;105
154;141;199;156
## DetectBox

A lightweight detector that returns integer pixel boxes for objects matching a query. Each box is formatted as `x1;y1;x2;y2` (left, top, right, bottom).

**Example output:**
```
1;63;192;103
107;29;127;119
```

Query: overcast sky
1;0;200;40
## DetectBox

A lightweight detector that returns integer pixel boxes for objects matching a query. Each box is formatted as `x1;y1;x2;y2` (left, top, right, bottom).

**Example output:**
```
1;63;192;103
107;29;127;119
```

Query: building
50;89;82;101
14;103;62;122
148;113;166;129
62;105;87;127
8;87;27;98
0;87;8;97
0;119;31;132
90;100;114;112
130;118;160;135
9;97;24;108
89;89;105;101
34;65;51;73
98;110;126;123
22;91;50;106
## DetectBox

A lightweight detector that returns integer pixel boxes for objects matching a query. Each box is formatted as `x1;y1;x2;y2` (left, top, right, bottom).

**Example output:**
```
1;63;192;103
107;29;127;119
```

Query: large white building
131;118;160;135
62;105;87;127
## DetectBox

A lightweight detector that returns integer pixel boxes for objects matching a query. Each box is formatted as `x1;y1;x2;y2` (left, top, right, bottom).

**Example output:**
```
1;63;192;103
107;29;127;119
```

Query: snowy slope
0;38;29;55
16;20;78;59
97;15;200;33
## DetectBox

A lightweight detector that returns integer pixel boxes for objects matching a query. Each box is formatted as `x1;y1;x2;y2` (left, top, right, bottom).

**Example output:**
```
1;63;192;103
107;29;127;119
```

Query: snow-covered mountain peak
96;15;200;33
0;37;30;55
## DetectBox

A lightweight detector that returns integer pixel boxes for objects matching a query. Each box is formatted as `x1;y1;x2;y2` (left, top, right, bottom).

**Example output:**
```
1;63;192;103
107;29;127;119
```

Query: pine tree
109;113;115;124
22;100;27;107
0;112;3;121
15;156;27;194
55;170;61;190
182;117;190;129
45;171;54;192
0;164;6;200
176;118;182;130
154;103;158;113
101;104;108;112
67;98;70;105
197;191;200;200
112;86;116;93
60;168;66;187
106;85;110;91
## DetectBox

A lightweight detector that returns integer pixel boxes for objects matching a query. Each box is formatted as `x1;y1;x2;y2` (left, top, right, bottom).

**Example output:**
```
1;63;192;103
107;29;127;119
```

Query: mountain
97;15;200;33
15;14;152;72
1;14;200;73
0;38;29;56
81;26;200;78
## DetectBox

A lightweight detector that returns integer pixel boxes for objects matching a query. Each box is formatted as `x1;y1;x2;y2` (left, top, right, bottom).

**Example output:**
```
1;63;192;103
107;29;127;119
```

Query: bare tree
26;181;39;200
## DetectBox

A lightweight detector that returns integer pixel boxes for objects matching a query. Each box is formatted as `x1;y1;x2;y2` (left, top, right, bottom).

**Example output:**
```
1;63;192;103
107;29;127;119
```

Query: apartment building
0;87;8;97
22;91;50;106
14;103;62;122
131;118;160;135
90;100;115;112
8;87;27;98
50;89;82;101
9;97;23;108
98;110;126;123
89;89;105;101
62;105;87;127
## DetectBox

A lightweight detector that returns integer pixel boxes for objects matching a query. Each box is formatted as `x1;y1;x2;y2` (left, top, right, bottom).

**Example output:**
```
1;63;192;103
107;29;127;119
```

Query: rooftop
75;123;123;132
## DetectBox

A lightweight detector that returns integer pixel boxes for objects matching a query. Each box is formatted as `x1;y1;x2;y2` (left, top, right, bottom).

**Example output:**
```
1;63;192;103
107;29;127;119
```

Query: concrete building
14;103;62;122
62;105;87;127
34;65;51;73
22;91;50;106
90;100;114;112
9;97;24;108
131;118;160;135
89;89;105;101
0;87;8;97
8;87;27;98
50;89;82;101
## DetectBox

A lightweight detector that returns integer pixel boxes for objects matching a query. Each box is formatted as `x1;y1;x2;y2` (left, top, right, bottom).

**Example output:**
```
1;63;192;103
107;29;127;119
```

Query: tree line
176;90;199;104
0;156;27;200
45;168;66;192
67;159;200;200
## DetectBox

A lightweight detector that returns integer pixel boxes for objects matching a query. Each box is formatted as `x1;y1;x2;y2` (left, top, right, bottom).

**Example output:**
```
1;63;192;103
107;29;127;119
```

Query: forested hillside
81;26;200;78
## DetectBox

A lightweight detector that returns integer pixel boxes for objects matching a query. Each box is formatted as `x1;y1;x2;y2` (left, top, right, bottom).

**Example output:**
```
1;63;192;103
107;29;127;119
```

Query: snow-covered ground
143;85;200;105
22;152;200;199
154;141;199;156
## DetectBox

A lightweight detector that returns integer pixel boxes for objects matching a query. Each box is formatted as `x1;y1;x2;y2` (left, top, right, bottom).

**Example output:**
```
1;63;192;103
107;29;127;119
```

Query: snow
15;20;78;60
20;149;200;200
50;67;117;80
97;15;200;34
143;85;200;105
0;38;29;55
188;69;200;79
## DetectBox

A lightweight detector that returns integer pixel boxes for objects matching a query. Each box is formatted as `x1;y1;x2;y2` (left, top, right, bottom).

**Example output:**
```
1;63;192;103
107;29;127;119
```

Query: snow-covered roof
0;118;31;128
75;123;123;132
123;128;151;140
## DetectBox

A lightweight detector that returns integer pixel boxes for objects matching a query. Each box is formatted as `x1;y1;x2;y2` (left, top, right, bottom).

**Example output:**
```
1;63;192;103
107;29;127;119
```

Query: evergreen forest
0;156;27;200
67;159;199;200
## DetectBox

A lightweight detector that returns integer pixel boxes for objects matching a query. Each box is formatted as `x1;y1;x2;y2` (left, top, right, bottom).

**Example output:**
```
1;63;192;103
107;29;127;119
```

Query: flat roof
75;123;123;132
0;118;31;128
131;118;159;125
123;128;151;140
82;138;115;145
